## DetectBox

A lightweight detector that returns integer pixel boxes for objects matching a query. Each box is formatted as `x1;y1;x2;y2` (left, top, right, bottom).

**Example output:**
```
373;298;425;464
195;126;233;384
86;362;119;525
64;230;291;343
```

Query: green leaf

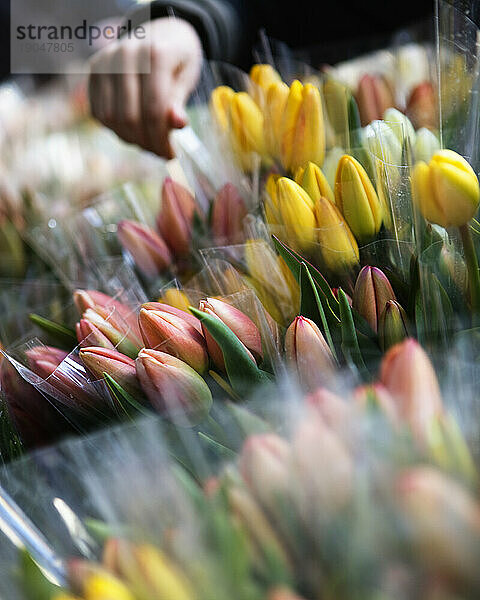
299;262;338;361
28;314;76;347
272;236;340;321
103;373;151;417
338;289;367;375
190;307;270;396
198;431;237;459
19;550;62;600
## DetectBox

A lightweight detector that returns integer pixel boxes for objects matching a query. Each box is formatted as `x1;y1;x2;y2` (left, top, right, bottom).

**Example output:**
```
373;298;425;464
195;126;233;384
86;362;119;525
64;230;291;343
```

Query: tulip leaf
28;313;77;348
272;236;340;321
299;262;338;361
338;288;368;376
198;431;237;459
190;307;270;396
19;549;62;600
103;372;151;418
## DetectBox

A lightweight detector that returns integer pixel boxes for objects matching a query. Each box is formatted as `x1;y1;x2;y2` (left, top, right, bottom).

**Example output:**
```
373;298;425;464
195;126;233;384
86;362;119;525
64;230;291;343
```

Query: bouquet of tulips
1;337;480;599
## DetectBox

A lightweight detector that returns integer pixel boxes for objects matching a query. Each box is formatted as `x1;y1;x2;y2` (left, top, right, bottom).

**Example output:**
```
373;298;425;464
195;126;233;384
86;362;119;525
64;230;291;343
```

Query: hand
89;18;202;158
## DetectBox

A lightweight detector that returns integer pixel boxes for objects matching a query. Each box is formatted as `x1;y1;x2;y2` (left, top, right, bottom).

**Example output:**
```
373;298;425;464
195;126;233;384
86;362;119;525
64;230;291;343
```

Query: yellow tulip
335;154;382;242
264;81;289;157
275;177;316;250
229;91;266;172
249;64;282;106
296;161;335;205
84;573;134;600
210;85;235;132
158;288;192;314
244;239;299;324
323;77;350;138
280;80;325;172
264;172;281;225
314;196;359;272
411;149;480;228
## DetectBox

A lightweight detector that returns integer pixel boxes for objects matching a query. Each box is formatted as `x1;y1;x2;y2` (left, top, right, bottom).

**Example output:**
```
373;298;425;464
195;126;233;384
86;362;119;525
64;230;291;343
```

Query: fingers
111;47;143;145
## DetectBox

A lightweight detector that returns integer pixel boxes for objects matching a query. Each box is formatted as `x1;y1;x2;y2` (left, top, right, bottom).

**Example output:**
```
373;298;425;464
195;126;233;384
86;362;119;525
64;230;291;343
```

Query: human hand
89;18;202;157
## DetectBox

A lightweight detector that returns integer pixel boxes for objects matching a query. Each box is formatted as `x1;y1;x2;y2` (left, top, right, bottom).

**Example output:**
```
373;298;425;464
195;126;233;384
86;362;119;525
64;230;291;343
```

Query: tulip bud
356;74;394;126
306;387;352;436
354;382;400;426
412;150;480;228
158;288;192;315
296;161;335;205
157;178;195;256
240;433;291;516
406;81;437;130
275;177;316;250
211;183;248;245
323;77;350;137
322;146;345;190
280;80;325;172
396;467;480;582
102;540;193;600
378;300;409;350
335;154;382;242
383;107;416;148
117;220;171;278
285;316;335;391
76;318;115;349
198;297;262;371
264;81;289;157
228;91;266;172
82;307;141;359
352;266;396;333
250;63;282;106
79;347;141;397
210;85;235;131
136;348;212;425
142;302;202;333
68;560;134;600
380;339;443;441
314;196;359;272
414;127;441;163
291;413;353;518
364;120;402;168
139;307;208;373
73;290;141;340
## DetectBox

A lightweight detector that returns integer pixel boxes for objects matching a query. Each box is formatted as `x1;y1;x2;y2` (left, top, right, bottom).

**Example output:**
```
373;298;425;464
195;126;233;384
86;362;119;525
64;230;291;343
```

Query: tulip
117;220;171;278
136;348;212;425
335;154;382;242
264;81;289;157
285;316;335;391
380;339;443;442
322;146;344;190
291;413;353;518
355;74;394;126
73;290;141;340
411;150;480;228
103;540;193;600
68;560;134;600
263;173;281;225
314;196;359;272
306;387;353;438
139;307;208;373
157;178;195;257
210;183;248;245
76;319;115;350
354;382;400;426
158;288;192;315
210;85;235;131
323;77;351;137
0;357;66;447
240;433;291;516
295;161;335;205
378;300;409;350
244;239;300;324
198;297;263;371
396;467;480;582
228;91;266;172
250;63;282;106
406;81;437;130
364;120;402;167
415;127;441;163
352;266;396;333
275;177;316;249
383;107;416;148
142;301;202;333
81;307;141;359
268;588;307;600
280;80;325;172
79;347;142;398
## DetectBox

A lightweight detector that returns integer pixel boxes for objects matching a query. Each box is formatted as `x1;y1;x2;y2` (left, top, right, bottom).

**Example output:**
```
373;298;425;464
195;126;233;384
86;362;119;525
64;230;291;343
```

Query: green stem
459;223;480;325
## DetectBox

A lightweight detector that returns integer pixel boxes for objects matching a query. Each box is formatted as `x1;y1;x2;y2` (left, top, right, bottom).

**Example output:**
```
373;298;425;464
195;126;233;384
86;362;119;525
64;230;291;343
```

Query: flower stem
459;223;480;325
